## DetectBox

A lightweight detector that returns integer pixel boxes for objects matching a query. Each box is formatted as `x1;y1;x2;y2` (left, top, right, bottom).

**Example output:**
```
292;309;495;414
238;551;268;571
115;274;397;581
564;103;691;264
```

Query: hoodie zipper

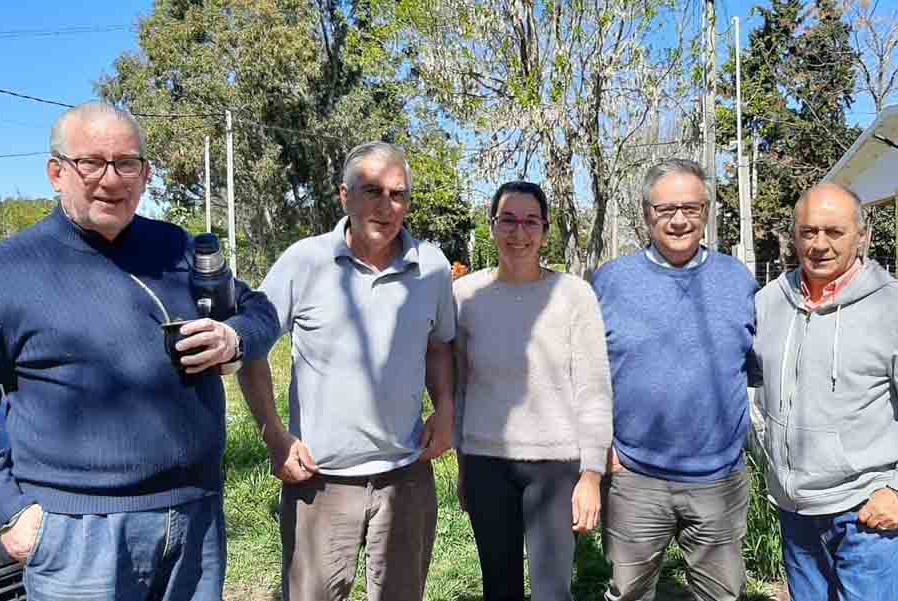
783;310;812;504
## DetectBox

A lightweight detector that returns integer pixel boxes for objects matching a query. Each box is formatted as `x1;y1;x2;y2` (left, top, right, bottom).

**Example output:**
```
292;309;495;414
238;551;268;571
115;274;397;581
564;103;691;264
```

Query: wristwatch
232;333;244;362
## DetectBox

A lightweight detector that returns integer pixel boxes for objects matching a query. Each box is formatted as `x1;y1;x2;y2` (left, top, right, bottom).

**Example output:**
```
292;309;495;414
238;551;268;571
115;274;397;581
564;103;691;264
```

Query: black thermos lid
194;233;220;256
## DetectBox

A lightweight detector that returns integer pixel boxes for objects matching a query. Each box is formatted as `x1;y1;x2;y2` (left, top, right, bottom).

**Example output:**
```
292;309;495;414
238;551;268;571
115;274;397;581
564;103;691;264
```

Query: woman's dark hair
489;181;549;230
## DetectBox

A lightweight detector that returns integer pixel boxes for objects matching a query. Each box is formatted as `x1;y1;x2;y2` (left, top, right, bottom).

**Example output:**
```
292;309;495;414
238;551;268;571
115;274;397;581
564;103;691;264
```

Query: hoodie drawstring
779;308;798;413
832;304;841;391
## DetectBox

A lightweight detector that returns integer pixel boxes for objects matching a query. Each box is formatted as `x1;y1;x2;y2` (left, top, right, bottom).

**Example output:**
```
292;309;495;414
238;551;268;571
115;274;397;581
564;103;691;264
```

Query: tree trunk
546;139;581;274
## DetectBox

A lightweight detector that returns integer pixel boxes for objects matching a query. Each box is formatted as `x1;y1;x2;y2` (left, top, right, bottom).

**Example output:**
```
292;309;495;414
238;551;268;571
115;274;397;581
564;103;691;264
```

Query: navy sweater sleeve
0;353;35;525
227;279;279;361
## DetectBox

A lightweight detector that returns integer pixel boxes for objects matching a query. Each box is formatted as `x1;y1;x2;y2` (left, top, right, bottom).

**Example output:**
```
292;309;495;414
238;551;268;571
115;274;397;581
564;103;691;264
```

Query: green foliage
402;131;474;264
744;455;786;583
867;203;897;261
470;208;498;271
0;197;55;240
100;0;472;283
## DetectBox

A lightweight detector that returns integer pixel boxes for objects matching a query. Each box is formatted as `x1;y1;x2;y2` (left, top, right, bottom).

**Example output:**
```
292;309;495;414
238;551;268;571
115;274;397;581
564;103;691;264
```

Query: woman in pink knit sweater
453;181;614;601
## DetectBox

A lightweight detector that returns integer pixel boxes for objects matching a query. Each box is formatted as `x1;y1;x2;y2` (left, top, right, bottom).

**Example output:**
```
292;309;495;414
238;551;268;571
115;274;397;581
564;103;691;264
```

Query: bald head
793;182;867;291
793;182;866;235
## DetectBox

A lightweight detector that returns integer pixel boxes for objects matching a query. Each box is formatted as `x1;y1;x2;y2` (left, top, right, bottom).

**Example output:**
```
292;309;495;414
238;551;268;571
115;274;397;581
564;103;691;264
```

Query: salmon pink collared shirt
800;258;862;310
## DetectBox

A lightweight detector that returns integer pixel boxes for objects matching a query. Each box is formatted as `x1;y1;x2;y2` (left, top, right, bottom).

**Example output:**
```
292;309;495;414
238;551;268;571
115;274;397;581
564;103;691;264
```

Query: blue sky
0;1;152;200
0;1;892;201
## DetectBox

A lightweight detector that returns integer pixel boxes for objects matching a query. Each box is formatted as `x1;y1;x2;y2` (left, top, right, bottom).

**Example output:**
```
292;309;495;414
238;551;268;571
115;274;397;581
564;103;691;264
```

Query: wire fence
753;256;898;286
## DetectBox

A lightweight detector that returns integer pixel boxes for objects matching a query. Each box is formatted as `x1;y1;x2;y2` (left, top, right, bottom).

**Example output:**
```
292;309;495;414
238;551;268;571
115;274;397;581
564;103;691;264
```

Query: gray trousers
601;468;749;601
279;460;437;601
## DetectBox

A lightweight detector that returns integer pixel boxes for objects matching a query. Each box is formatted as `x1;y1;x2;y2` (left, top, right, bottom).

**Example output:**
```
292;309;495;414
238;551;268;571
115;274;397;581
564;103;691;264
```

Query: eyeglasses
55;155;146;180
649;202;705;221
491;216;547;233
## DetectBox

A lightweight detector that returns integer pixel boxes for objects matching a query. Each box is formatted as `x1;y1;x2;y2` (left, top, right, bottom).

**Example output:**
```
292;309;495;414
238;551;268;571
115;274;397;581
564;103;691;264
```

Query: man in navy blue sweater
592;159;757;601
0;102;278;600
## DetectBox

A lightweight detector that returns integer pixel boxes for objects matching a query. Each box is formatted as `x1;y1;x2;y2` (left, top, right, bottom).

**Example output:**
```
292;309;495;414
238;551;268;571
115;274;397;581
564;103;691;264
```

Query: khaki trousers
601;468;749;601
279;460;437;601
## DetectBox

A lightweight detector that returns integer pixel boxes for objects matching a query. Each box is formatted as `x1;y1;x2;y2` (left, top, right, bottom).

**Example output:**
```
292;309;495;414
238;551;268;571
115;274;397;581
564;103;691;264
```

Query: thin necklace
495;267;545;302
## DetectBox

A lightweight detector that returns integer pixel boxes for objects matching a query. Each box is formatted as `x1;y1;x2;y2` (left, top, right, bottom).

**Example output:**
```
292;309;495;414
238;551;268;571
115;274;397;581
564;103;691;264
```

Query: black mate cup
162;319;201;371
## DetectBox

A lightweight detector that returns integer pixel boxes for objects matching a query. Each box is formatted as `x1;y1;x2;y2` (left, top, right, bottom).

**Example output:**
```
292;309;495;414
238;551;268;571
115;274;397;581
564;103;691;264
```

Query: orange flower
451;262;470;280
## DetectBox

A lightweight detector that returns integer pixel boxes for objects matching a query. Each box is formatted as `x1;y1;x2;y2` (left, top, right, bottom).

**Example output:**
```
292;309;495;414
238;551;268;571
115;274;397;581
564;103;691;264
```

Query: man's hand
0;504;43;563
177;319;239;374
419;405;453;462
266;429;319;483
858;487;898;531
572;471;602;532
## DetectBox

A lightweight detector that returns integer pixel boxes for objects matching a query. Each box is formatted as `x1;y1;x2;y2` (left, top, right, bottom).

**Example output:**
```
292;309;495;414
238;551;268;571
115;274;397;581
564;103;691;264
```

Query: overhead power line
0;88;73;109
0;25;131;40
0;88;222;118
0;152;48;158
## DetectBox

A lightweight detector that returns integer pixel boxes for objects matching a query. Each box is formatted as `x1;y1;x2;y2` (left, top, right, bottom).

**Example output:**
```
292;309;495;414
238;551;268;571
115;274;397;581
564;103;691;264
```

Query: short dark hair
489;181;549;229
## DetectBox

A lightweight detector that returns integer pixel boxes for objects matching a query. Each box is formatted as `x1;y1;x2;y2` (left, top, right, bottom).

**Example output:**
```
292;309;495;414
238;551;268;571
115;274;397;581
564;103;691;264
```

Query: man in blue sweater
592;159;757;601
0;102;279;600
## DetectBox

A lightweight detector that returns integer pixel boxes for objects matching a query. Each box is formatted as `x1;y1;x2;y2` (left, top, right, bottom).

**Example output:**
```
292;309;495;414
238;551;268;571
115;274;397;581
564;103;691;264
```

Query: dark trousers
462;454;580;601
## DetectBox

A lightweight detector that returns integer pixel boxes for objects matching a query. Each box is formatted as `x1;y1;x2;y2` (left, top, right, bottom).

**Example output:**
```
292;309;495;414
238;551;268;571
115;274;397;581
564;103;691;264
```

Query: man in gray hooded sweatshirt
753;182;898;601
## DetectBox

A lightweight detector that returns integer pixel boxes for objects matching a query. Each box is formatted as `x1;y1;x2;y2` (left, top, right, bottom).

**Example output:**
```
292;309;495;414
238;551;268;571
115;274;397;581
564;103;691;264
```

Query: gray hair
342;141;412;194
641;158;710;218
50;101;147;157
793;182;867;233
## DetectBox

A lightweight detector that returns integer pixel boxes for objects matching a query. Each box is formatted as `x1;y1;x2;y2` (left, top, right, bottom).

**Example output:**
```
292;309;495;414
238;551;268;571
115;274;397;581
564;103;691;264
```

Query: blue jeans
25;494;225;601
780;507;898;601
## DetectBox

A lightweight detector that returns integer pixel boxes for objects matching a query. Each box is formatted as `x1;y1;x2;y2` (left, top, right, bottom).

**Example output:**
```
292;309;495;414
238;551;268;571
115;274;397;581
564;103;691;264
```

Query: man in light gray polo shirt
238;141;455;601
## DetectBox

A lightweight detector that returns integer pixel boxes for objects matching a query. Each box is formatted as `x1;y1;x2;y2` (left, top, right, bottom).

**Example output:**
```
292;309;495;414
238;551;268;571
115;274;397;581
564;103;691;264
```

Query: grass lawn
220;338;786;600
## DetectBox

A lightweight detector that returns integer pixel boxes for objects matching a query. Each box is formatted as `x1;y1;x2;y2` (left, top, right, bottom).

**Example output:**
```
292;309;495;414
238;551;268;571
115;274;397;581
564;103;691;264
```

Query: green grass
221;339;785;600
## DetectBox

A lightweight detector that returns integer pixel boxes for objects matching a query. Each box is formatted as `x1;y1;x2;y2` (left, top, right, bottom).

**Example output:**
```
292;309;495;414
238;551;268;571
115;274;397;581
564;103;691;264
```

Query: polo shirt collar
330;216;419;271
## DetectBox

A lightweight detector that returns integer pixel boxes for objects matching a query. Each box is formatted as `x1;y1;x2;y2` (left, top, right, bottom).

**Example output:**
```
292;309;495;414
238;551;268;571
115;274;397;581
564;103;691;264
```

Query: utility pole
204;136;211;233
734;16;755;273
703;0;718;249
751;133;759;202
225;110;237;277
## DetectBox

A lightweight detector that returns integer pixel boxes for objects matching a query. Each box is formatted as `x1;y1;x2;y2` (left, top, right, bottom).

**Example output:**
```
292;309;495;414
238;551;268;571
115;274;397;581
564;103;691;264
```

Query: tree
0;197;55;240
100;0;471;280
403;129;474;264
848;0;898;112
381;0;697;274
718;0;860;264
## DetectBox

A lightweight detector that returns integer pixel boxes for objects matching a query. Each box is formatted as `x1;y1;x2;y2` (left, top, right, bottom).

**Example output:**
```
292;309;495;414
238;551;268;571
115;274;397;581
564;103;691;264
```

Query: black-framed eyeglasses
649;202;705;221
55;154;146;180
491;216;548;233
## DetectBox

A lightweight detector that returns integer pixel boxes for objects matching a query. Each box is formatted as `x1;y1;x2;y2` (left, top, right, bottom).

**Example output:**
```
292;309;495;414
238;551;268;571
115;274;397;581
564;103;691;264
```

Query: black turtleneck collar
50;203;138;255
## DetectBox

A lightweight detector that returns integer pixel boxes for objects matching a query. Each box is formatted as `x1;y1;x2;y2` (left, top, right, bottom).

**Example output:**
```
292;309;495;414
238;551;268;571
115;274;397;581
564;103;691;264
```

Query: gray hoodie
754;260;898;515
